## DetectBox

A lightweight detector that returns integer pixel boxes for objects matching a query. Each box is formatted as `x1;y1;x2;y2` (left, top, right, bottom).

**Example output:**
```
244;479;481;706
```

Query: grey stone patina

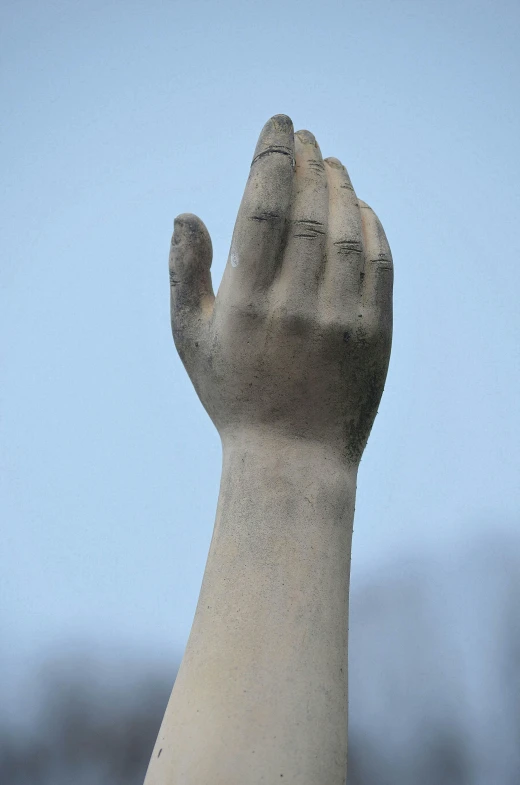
144;115;393;785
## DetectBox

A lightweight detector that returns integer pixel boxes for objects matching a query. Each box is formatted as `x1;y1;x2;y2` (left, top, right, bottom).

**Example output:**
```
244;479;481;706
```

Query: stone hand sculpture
145;115;393;785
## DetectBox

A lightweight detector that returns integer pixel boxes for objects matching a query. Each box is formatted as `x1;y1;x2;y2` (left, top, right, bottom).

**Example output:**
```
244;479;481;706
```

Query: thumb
169;213;215;345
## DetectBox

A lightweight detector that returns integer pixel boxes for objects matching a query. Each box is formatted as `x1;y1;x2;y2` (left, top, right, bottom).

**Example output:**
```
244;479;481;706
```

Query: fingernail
295;130;317;146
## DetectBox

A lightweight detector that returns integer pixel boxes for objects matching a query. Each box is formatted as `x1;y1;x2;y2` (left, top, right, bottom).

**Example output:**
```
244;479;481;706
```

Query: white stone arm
144;114;393;785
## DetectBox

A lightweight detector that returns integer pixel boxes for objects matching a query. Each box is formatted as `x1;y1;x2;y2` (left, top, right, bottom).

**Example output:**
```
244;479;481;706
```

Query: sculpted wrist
221;426;360;476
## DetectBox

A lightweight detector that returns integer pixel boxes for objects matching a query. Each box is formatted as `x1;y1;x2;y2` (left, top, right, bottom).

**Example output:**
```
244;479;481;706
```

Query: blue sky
1;0;519;686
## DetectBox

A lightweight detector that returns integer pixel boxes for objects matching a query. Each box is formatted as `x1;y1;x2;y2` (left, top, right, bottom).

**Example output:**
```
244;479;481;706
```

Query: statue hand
169;114;392;464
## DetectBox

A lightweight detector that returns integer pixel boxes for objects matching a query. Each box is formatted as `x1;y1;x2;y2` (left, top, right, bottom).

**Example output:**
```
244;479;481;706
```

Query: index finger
228;115;295;296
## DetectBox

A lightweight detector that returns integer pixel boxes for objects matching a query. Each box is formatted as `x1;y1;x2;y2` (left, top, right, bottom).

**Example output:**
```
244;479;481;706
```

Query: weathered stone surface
144;115;393;785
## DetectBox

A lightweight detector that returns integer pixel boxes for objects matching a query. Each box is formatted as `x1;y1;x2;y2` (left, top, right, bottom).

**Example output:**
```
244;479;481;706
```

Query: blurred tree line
2;532;519;784
0;661;171;785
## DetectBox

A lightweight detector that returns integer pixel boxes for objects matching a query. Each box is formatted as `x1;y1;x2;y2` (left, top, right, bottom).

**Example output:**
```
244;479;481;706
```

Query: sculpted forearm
147;433;356;785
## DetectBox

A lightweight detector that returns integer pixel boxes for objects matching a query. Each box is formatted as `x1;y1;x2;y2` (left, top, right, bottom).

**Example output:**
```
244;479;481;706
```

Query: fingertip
295;129;317;146
173;212;210;244
171;213;212;273
324;157;355;196
173;213;208;242
324;156;344;169
269;113;294;131
252;114;295;165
